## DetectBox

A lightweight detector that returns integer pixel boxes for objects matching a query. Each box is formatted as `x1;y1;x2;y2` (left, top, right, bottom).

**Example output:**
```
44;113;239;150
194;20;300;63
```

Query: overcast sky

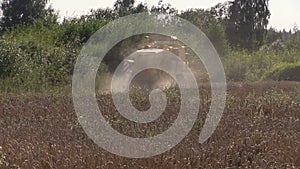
50;0;300;31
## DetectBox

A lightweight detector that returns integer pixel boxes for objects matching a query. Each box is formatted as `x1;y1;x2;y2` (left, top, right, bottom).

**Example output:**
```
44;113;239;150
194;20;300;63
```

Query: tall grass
224;49;300;81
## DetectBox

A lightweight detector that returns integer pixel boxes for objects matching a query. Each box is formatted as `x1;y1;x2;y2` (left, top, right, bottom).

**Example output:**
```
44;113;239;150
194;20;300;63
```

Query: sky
50;0;300;31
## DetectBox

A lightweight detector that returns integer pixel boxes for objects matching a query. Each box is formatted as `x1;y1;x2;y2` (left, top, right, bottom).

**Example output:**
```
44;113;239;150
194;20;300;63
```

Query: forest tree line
0;0;300;92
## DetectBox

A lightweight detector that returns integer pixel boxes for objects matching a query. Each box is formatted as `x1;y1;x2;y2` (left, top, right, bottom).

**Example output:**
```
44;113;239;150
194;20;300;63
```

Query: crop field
0;81;299;168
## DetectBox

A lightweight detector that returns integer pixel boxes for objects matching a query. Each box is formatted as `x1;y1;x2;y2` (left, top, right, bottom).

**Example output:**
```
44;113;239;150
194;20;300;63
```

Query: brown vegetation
0;81;299;168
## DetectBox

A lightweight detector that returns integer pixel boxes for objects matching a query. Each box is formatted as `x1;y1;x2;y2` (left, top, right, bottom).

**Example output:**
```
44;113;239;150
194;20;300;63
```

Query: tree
150;0;177;15
180;9;216;31
113;0;135;17
210;2;231;22
285;25;300;50
1;0;53;30
180;9;227;56
113;0;148;17
134;3;148;14
89;8;117;20
226;0;270;50
265;27;282;45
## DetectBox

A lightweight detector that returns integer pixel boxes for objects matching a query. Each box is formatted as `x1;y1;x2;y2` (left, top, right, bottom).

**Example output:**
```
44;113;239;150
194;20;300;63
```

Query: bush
0;21;83;92
0;40;22;78
224;48;300;82
224;50;249;81
206;21;228;57
262;62;300;81
59;18;109;45
0;39;79;92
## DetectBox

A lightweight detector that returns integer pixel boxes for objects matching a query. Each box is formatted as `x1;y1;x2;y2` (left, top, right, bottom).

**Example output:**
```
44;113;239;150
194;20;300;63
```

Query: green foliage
1;0;300;93
114;0;135;17
262;62;300;81
225;48;300;81
150;0;177;15
0;40;22;78
0;18;109;92
60;18;108;44
0;0;56;30
114;0;148;17
224;50;249;81
0;38;78;92
285;29;300;50
180;9;228;57
206;21;228;57
226;0;271;51
265;27;282;45
88;8;117;20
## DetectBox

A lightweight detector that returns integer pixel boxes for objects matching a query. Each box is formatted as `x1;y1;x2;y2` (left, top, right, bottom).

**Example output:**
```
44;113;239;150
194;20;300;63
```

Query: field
0;81;300;168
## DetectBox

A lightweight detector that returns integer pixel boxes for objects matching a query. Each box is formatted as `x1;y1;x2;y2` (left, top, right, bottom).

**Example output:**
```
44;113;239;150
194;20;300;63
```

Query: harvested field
0;81;299;168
